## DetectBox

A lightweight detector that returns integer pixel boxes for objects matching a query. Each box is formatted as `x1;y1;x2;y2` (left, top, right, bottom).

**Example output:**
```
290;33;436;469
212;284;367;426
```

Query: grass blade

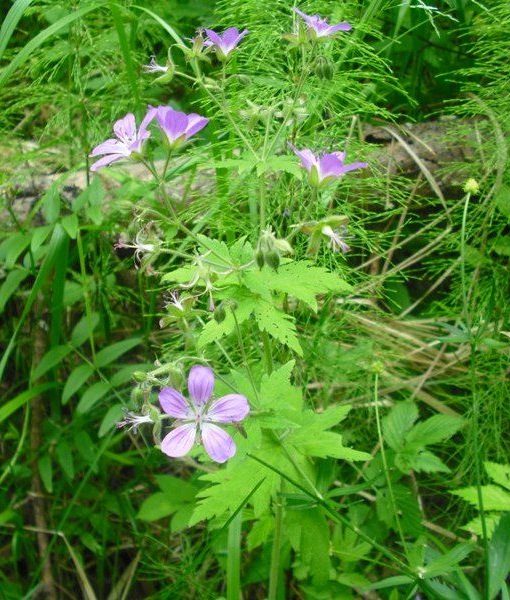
0;0;34;62
0;4;100;90
0;225;68;382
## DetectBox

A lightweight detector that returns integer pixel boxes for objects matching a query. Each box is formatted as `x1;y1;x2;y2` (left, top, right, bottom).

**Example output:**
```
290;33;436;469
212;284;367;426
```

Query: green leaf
190;434;300;524
76;382;111;414
61;214;79;239
286;507;330;586
71;313;99;347
32;345;71;380
55;440;74;480
253;301;302;356
137;492;183;522
155;475;197;503
243;260;351;311
256;155;303;177
488;513;510;599
197;234;232;268
0;384;55;424
492;236;510;257
495;186;510;219
98;404;123;437
38;455;53;493
93;338;141;368
62;364;93;404
405;450;450;474
485;462;510;491
30;225;53;252
423;543;474;578
160;265;194;284
247;516;274;550
462;514;502;537
41;185;61;223
405;413;463;446
291;432;371;461
259;361;300;411
452;485;510;511
368;575;414;590
74;431;97;470
0;233;31;269
382;401;419;450
198;296;253;348
0;0;35;63
0;269;28;313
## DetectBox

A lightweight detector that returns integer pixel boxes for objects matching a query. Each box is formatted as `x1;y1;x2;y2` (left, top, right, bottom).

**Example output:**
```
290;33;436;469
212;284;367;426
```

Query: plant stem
461;190;490;599
259;178;267;233
373;372;408;558
226;511;242;600
268;479;285;600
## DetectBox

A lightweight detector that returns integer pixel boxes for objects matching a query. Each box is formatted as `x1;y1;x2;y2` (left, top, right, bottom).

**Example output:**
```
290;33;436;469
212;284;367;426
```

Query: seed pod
214;303;227;323
265;250;280;271
130;386;145;404
314;56;334;80
255;249;265;269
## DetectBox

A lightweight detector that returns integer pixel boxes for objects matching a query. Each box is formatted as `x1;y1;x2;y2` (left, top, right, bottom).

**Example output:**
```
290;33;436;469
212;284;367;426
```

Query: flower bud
370;360;385;375
167;364;185;388
463;178;479;195
132;371;148;383
130;386;145;404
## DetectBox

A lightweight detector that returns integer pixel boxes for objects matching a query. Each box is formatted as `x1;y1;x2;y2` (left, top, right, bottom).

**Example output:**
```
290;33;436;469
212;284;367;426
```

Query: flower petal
318;153;344;180
159;387;193;418
201;423;236;463
204;28;224;48
290;145;317;172
206;394;250;423
161;423;197;457
188;365;214;405
139;105;157;137
90;139;129;157
185;114;209;139
113;113;136;142
90;153;126;171
339;161;368;174
328;22;352;33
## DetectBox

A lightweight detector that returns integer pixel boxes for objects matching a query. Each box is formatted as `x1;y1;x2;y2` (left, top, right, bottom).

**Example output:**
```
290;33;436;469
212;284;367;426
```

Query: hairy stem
268;479;285;600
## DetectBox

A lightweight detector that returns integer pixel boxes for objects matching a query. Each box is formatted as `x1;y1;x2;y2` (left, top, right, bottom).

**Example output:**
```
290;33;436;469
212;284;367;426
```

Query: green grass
1;0;510;598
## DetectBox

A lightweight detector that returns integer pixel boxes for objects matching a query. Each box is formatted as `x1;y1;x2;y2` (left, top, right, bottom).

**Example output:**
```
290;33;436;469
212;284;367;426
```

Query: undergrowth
0;0;509;599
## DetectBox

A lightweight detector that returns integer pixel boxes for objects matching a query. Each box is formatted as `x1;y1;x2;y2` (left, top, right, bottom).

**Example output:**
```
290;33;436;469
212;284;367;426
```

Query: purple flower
321;225;351;253
203;27;249;59
294;7;351;38
291;145;367;186
149;105;209;147
159;365;250;463
90;111;154;172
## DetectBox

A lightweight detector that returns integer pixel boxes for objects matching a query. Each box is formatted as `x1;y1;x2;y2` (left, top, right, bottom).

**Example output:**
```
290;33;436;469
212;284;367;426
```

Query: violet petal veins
290;145;367;186
159;366;250;463
293;7;352;38
204;27;249;58
148;105;208;147
90;110;153;172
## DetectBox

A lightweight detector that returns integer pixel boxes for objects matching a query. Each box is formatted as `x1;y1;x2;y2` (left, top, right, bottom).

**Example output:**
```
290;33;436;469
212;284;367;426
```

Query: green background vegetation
1;0;509;598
